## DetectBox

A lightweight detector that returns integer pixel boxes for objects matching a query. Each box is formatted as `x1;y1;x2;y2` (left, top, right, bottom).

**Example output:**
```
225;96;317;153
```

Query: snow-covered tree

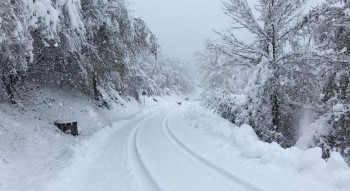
0;0;32;104
303;0;350;162
205;0;315;146
80;0;134;102
0;0;193;106
27;0;86;90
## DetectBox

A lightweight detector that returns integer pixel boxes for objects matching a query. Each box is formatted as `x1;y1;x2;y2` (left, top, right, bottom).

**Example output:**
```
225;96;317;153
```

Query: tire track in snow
162;110;264;191
128;111;162;191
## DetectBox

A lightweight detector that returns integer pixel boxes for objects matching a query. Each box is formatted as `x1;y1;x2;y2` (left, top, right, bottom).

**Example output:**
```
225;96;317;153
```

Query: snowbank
178;103;350;191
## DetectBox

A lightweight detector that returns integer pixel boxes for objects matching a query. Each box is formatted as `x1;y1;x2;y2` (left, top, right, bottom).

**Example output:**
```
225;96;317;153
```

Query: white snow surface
1;94;350;191
177;103;350;191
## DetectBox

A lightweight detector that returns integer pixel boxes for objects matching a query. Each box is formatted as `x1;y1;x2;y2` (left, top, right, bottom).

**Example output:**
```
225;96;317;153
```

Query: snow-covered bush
313;72;350;163
203;89;248;125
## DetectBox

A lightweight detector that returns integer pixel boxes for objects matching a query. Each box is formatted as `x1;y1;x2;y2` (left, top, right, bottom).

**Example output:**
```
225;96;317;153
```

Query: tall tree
81;0;131;100
211;0;309;146
0;0;32;104
27;0;86;89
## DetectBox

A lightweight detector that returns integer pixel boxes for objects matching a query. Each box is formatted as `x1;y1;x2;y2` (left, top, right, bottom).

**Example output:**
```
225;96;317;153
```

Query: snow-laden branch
223;0;270;41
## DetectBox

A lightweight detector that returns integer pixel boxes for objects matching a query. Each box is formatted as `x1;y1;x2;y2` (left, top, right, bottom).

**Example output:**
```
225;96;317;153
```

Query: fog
129;0;326;62
129;0;230;62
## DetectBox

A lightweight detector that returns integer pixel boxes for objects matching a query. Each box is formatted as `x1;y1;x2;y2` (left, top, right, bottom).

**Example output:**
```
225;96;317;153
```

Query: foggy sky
129;0;325;62
129;0;230;62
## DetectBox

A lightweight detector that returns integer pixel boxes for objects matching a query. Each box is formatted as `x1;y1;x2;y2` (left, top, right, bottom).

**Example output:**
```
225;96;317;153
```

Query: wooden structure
54;121;78;136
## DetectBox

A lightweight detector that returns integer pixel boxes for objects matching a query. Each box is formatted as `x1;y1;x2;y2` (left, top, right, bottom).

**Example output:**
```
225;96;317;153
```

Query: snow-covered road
30;103;350;191
130;107;250;191
38;104;251;191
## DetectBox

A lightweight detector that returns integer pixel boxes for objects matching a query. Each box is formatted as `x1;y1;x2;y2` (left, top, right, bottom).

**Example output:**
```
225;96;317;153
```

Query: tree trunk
271;85;279;132
2;74;16;104
271;14;281;142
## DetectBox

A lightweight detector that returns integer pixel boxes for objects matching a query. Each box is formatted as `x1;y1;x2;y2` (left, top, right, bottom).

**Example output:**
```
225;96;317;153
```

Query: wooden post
142;91;147;107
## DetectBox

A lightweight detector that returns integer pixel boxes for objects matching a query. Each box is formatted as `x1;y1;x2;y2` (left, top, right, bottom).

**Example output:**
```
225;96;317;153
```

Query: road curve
163;109;262;191
128;105;248;191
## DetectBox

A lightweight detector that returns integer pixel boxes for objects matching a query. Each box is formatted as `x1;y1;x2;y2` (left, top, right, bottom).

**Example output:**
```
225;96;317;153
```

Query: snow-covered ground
1;92;350;191
0;87;180;191
171;103;350;191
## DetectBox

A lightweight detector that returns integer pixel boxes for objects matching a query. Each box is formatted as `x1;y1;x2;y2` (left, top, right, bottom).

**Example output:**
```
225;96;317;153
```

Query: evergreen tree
0;0;32;104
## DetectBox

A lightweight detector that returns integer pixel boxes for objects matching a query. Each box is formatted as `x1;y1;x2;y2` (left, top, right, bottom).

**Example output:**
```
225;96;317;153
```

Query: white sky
128;0;230;62
128;0;326;62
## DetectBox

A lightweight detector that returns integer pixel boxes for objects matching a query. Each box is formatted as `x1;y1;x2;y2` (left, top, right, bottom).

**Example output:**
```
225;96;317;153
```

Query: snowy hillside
0;86;163;190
